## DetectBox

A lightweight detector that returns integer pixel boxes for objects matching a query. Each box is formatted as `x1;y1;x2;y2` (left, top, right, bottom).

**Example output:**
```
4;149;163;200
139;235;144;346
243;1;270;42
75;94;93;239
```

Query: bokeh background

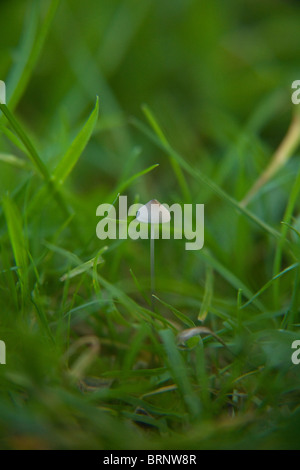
0;0;300;450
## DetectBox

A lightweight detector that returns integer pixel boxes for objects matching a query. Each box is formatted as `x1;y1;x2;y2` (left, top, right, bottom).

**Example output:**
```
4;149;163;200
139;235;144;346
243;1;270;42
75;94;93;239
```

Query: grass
0;0;300;450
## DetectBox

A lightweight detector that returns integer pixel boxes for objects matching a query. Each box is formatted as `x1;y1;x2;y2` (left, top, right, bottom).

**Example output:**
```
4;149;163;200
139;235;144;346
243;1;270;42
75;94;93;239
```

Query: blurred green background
0;0;300;450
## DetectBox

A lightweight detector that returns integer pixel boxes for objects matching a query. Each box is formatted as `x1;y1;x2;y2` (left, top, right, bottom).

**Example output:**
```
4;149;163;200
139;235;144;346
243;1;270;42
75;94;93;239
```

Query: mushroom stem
136;199;170;312
150;224;155;311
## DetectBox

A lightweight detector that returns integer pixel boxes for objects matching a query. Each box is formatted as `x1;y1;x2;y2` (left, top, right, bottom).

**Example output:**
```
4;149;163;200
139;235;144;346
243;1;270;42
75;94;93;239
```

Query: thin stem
150;224;155;311
241;112;300;207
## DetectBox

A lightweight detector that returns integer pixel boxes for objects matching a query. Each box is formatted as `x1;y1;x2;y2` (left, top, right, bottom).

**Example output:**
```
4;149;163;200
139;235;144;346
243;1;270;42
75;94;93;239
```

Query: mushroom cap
0;80;6;105
136;199;171;224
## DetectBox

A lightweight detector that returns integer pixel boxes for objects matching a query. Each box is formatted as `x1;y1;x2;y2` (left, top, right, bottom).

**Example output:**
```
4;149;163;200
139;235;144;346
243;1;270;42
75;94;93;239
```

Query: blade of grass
131;113;281;240
30;283;55;343
0;125;30;156
47;241;175;328
0;124;75;246
44;241;82;266
57;3;132;154
176;326;229;351
198;265;213;322
159;328;201;418
241;262;300;309
130;268;151;306
241;112;300;207
281;265;300;329
122;324;150;371
99;0;151;77
153;295;195;328
198;249;264;311
272;169;300;306
60;247;107;282
281;222;300;239
0;153;29;169
108;163;159;200
0;241;18;310
0;103;49;179
94;273;176;329
142;105;192;203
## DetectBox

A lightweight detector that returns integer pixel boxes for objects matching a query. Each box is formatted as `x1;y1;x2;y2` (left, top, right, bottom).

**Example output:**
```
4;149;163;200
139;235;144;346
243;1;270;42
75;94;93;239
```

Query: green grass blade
153;294;195;328
281;222;300;239
0;153;29;169
272;169;300;305
130;267;151;306
0;241;18;310
198;265;214;322
132;114;281;239
142;104;192;203
242;262;300;309
92;249;104;296
159;328;201;418
198;249;264;311
6;0;60;111
60;247;107;282
46;241;174;328
31;283;55;343
0;126;29;156
0;103;49;179
2;195;29;305
110;163;159;198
